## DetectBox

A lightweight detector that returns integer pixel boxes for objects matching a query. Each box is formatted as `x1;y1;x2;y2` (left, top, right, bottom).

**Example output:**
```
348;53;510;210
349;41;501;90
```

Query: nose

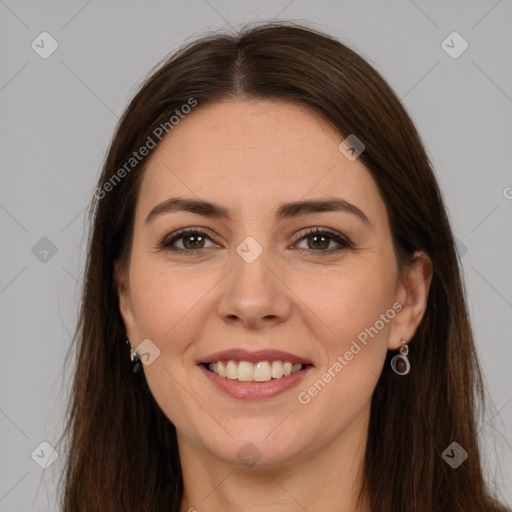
216;248;292;330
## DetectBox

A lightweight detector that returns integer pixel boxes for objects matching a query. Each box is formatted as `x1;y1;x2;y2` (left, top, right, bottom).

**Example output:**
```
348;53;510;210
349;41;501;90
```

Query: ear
114;259;138;343
387;250;433;350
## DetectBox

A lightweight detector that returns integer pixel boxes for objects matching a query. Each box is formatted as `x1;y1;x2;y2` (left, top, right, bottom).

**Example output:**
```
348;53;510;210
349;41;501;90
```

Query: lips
199;363;312;400
197;348;313;398
199;348;313;366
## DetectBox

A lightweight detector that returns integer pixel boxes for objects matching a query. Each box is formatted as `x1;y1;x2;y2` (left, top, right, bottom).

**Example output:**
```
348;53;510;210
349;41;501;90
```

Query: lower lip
199;364;312;400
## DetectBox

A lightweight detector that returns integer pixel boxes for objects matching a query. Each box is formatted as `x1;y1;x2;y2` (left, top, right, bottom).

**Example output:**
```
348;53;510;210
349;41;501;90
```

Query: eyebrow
144;197;372;229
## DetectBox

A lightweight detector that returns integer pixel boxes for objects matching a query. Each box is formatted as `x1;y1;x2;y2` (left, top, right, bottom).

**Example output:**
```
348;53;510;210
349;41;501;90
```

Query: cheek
295;251;397;412
295;273;394;432
127;258;213;431
128;256;211;342
298;255;398;349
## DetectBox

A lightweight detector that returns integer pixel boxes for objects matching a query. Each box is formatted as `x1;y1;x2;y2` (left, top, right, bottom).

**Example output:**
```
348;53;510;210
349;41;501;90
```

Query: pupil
309;235;328;250
185;235;203;249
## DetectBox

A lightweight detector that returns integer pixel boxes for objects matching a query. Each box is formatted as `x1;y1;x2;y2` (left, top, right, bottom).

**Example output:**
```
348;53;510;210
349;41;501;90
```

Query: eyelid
292;226;354;252
159;226;220;250
294;226;351;242
158;226;353;253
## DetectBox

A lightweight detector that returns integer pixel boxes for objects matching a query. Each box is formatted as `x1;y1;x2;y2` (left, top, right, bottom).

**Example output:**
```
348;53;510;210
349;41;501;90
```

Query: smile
199;348;313;399
206;360;305;382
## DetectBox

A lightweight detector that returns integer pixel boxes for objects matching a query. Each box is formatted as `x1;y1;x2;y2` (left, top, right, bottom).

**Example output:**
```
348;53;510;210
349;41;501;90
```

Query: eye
159;228;218;252
293;227;353;254
158;226;353;255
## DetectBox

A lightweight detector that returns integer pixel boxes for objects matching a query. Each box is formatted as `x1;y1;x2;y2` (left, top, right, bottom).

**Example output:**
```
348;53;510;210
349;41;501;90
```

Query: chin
197;424;310;469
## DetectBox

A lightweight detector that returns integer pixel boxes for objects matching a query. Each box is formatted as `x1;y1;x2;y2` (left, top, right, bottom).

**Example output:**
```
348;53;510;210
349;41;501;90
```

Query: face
116;99;423;469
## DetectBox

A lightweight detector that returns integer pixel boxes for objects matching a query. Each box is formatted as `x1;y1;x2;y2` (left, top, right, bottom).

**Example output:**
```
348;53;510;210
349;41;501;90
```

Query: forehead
136;99;387;228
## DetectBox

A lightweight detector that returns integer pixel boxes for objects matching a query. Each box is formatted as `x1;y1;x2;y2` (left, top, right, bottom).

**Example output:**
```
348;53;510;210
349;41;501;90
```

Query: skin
115;99;433;512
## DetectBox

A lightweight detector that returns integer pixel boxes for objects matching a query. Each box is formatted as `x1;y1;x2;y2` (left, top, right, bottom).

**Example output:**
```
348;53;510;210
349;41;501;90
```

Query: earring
126;340;142;374
390;338;410;375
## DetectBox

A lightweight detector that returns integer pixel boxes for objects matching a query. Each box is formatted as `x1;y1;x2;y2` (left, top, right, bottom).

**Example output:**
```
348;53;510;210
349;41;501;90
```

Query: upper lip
199;348;313;366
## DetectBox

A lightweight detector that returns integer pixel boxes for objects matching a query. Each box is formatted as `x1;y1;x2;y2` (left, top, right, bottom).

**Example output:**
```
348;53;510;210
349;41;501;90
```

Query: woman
57;21;509;512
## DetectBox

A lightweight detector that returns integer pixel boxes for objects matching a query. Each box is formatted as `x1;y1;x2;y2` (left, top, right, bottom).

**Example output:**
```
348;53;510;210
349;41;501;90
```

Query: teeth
271;360;284;378
254;361;271;382
207;360;305;382
292;363;302;374
217;361;227;378
237;361;254;382
226;360;238;380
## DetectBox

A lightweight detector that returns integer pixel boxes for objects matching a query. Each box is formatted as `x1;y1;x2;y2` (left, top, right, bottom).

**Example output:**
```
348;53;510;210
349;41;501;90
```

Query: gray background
1;0;511;510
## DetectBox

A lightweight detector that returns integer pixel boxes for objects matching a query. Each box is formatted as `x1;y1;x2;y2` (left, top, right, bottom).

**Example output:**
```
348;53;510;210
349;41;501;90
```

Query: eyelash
158;227;354;256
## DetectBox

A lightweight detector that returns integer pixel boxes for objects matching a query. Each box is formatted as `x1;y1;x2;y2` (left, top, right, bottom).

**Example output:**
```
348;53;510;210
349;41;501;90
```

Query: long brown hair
57;21;508;512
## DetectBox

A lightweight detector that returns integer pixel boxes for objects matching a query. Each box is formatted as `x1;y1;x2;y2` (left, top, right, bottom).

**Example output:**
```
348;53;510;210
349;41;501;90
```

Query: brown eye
160;229;217;252
305;233;330;250
294;228;353;254
159;227;352;255
180;233;206;250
